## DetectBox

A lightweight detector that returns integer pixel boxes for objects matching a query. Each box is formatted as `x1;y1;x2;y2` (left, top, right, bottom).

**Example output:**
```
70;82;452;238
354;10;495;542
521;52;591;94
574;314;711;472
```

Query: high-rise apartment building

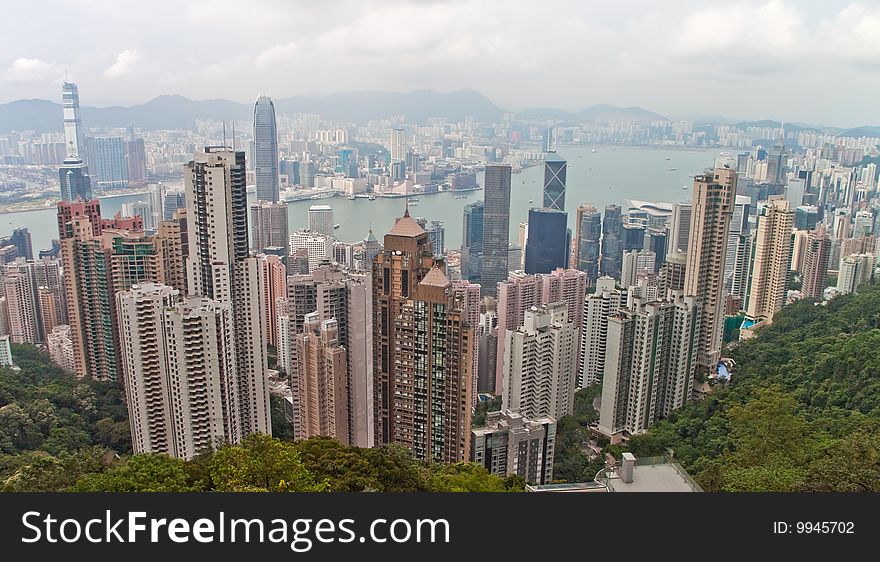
621;250;657;288
481;165;512;297
579;276;625;388
259;254;286;348
291;313;348;443
802;225;831;299
684;168;736;370
3;264;40;343
837;253;874;295
502;303;578;421
277;265;373;447
184;146;270;438
253;94;280;202
658;251;687;295
745;196;793;323
392;266;474;463
598;292;701;437
724;195;752;294
543;152;567;211
668;203;692;254
574;204;601;287
471;410;556;485
251;200;289;254
117;284;241;459
372;211;436;446
390;128;407;168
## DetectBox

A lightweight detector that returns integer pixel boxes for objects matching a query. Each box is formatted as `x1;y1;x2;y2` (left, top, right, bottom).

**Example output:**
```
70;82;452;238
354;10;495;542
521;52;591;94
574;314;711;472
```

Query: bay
2;145;721;253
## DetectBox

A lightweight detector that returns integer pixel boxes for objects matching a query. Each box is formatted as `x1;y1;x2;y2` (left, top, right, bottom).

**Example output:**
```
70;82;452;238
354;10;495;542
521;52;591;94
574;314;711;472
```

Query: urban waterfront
3;144;718;253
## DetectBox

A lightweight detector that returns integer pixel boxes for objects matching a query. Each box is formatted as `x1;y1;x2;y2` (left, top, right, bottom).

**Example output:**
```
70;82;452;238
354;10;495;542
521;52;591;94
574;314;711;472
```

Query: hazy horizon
2;0;880;127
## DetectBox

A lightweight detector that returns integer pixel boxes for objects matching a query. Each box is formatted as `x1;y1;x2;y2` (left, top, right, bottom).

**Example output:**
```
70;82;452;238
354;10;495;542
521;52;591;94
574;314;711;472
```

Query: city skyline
2;1;880;127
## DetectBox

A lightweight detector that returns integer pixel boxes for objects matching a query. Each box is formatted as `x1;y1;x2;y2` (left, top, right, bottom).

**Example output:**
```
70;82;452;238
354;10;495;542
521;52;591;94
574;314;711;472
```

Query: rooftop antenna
222;121;227;148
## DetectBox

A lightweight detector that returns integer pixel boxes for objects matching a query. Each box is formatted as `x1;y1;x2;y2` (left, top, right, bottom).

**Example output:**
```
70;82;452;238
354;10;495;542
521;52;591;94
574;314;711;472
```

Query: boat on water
665;157;671;161
408;198;420;202
591;149;597;153
454;195;469;199
528;199;534;203
682;185;689;190
348;194;355;200
333;224;340;229
368;195;376;200
668;167;677;171
409;202;419;206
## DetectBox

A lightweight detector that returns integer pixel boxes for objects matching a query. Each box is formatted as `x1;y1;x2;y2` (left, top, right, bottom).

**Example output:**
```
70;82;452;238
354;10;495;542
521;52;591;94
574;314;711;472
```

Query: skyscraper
292;313;349;443
502;303;578;421
10;228;33;261
62;81;86;161
574;204;601;287
579;277;625;388
59;158;92;201
524;208;568;274
802;225;831;299
184;146;270;437
621;250;657;288
598;292;701;437
724;195;752;295
308;204;335;237
162;189;186;221
121;200;154;231
58;201;150;381
251;200;289;254
684;168;736;370
372;211;436;446
461;201;484;282
745;196;793;323
3;263;40;343
277;265;373;447
601;204;624;280
481;165;512;296
89;136;129;189
542;152;567;211
392;266;474;463
253;94;280;202
668;203;692;254
259;254;286;348
289;229;334;272
658;251;687;295
390;128;407;167
117;283;241;459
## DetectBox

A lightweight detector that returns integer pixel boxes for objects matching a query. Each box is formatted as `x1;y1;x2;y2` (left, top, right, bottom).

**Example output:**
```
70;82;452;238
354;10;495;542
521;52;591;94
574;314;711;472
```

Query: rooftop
419;266;450;288
387;211;427;237
602;455;702;492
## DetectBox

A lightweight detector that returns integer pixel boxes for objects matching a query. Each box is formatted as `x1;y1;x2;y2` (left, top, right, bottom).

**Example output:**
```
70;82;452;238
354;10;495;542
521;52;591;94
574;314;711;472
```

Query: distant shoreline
0;190;149;215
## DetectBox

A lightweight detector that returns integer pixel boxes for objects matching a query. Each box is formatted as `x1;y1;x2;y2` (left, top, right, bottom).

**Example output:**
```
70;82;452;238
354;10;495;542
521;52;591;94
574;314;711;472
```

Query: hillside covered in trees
627;283;880;491
0;345;521;492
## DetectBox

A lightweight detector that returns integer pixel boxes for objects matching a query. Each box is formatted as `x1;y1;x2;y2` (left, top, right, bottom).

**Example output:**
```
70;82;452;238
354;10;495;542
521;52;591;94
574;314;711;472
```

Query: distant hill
841;125;880;138
517;104;668;124
0;89;505;132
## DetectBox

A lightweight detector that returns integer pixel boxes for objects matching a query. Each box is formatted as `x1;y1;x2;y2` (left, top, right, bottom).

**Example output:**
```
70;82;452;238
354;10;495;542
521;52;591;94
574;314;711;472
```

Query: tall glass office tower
543;151;567;211
253;94;280;202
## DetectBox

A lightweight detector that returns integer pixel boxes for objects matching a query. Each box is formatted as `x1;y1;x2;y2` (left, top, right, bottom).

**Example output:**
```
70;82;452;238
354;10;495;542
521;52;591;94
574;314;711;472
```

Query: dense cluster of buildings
1;81;877;489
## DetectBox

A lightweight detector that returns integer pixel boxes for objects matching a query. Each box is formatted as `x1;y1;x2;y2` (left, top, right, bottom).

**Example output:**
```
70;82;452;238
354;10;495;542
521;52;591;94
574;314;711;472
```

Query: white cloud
256;42;300;68
3;58;60;82
104;49;141;78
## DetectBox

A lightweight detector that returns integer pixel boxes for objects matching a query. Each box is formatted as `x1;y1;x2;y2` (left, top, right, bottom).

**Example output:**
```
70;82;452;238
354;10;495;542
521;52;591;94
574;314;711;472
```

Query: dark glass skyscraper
601;204;624;280
481;165;512;296
575;204;601;287
542;152;567;211
461;201;484;282
524;208;568;274
253;94;280;202
59;157;92;201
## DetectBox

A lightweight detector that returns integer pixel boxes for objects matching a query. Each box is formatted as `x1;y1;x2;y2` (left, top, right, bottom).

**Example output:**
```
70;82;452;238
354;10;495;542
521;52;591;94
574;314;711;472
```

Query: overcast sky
2;0;879;127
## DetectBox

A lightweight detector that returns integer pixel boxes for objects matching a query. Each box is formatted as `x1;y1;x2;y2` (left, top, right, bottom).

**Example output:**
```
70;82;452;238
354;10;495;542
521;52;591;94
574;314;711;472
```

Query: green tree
427;463;523;492
210;434;327;492
70;454;197;492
